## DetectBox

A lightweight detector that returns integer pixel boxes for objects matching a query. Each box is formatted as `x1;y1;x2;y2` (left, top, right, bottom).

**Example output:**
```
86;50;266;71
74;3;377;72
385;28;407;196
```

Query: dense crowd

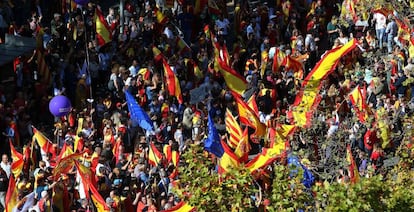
0;0;413;211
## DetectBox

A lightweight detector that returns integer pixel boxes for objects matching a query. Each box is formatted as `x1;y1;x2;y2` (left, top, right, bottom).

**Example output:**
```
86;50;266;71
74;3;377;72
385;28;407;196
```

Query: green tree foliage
174;144;258;212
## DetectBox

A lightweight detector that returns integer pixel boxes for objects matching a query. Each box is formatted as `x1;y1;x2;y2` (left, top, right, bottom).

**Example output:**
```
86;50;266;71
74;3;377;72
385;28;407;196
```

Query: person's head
1;154;8;163
39;160;46;169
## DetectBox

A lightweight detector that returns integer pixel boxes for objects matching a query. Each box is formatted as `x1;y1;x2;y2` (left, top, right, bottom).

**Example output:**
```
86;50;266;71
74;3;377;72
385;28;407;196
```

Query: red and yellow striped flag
163;144;172;163
217;58;247;96
152;46;164;62
148;142;163;166
233;93;266;137
95;7;112;47
234;128;250;162
9;140;23;177
154;7;168;24
225;108;243;149
346;145;359;183
288;39;357;127
5;175;18;212
32;126;56;161
90;183;111;211
349;85;368;123
218;141;240;174
162;59;183;104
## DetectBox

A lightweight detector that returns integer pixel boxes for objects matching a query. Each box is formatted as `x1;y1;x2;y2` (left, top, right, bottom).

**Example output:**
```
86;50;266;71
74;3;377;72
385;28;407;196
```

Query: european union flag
125;91;154;132
204;111;224;157
287;155;315;188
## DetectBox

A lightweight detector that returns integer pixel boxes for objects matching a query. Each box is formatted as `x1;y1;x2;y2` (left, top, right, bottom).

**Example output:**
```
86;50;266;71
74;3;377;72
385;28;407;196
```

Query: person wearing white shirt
129;59;139;77
0;155;10;178
371;12;387;49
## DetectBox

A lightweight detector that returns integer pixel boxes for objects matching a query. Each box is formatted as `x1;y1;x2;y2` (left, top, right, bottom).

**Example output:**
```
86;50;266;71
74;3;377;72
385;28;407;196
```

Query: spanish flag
148;142;163;166
32;126;57;163
217;58;247;96
346;145;359;184
271;47;286;73
225;108;243;149
52;151;84;179
9;140;23;177
218;141;240;174
56;142;74;163
95;7;112;47
233;93;266;137
162;58;183;104
176;36;191;55
75;161;93;199
162;201;195;212
234;128;250;162
153;46;164;62
171;151;179;167
90;183;111;211
349;85;368;123
154;6;168;25
288;39;357;128
247;94;259;116
5;175;18;212
163;144;172;163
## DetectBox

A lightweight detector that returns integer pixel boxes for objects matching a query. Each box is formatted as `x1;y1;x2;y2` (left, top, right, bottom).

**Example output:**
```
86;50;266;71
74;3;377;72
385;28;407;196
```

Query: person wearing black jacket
0;167;8;211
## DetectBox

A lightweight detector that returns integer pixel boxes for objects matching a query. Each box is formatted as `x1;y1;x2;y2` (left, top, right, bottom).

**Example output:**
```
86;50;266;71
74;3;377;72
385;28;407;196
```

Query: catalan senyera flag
225;108;243;149
349;85;368;123
218;141;240;174
233;93;266;137
161;201;195;212
154;6;168;25
9;140;23;177
162;58;183;104
217;58;247;96
288;39;357;127
32;126;56;162
346;145;359;184
5;175;18;212
95;7;112;47
90;183;111;212
148;142;163;166
36;51;52;86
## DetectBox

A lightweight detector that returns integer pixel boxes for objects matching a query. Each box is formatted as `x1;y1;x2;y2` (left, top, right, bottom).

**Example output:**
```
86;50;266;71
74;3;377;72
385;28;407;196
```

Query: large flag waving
90;183;111;211
217;57;247;96
125;91;154;132
148;142;164;166
218;141;240;174
95;7;112;47
9;140;23;177
288;39;357;127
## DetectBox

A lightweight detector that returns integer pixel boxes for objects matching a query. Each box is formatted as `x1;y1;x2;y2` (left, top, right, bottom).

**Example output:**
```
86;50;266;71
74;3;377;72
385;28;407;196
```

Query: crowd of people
0;0;413;211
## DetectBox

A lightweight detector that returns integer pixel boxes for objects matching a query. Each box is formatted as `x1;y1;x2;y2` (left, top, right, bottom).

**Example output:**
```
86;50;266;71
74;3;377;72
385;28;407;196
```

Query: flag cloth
176;36;191;55
233;93;266;137
161;201;195;212
95;7;112;47
125;91;154;132
90;183;111;211
288;39;357;127
56;142;74;163
204;111;224;157
52;151;84;179
162;59;183;104
12;191;35;212
171;151;179;167
32;126;56;163
246;94;259;116
349;85;368;123
346;145;359;184
218;141;240;174
217;53;247;96
148;142;163;166
5;175;18;212
36;51;51;86
154;7;168;24
75;161;93;199
234;128;250;162
287;155;315;188
163;144;172;163
152;46;164;62
225;108;243;149
9;140;23;177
